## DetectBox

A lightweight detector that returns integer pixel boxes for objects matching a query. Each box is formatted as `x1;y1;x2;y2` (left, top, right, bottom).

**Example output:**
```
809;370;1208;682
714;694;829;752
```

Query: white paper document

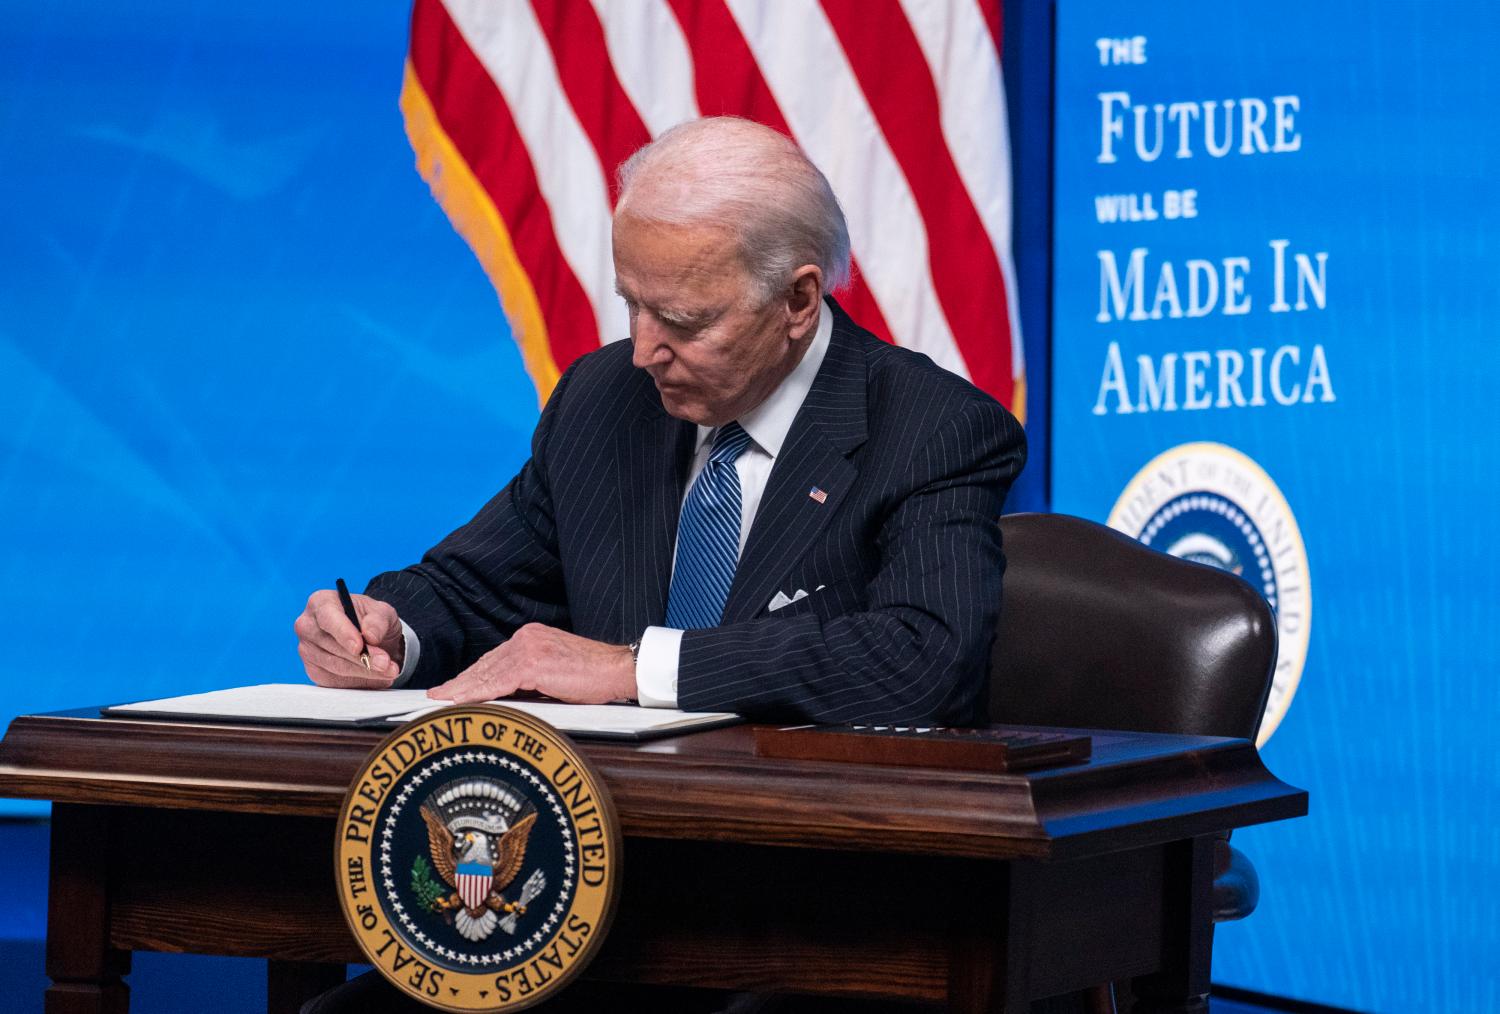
103;683;740;740
108;684;436;723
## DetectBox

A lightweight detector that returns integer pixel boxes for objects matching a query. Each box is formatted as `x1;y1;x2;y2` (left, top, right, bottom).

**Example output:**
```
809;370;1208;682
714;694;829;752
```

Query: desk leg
45;804;131;1014
267;961;346;1014
946;862;1033;1014
1131;836;1214;1014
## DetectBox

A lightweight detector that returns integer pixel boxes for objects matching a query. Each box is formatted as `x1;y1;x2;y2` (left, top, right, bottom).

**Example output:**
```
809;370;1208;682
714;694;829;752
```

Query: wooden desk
0;710;1305;1014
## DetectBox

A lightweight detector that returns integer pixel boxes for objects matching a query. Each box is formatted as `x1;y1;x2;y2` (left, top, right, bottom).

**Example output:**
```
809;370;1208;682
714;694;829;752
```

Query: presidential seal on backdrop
1108;442;1310;745
336;705;620;1011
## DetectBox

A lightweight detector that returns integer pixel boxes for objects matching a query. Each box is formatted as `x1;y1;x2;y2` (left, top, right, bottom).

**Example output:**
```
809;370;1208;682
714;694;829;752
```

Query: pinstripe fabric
366;300;1025;725
664;423;752;630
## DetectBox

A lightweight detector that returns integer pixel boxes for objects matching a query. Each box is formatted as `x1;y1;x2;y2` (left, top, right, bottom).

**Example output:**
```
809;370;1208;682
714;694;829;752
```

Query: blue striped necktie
664;422;753;630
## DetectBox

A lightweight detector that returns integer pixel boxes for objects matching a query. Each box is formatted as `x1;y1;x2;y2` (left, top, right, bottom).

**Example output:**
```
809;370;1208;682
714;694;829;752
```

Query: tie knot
708;422;752;465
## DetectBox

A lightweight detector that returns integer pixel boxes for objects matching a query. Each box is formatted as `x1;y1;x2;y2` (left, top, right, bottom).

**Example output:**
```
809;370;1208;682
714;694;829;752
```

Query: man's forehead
613;217;750;303
612;211;739;260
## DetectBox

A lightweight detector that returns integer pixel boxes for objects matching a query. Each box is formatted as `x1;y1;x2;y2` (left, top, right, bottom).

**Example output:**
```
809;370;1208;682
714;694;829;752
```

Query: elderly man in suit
295;116;1024;727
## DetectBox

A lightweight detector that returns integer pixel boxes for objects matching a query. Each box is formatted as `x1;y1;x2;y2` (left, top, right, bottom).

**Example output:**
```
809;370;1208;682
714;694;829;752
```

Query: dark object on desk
992;512;1280;1014
754;723;1091;772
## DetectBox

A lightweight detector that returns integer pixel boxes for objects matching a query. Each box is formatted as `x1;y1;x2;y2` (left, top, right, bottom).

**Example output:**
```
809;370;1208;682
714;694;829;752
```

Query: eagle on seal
419;780;543;942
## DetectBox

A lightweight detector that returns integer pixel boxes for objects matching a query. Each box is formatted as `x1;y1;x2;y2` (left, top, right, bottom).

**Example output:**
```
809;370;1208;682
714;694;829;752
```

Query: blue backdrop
0;4;1046;818
0;0;542;825
8;0;1489;1011
1051;2;1500;1011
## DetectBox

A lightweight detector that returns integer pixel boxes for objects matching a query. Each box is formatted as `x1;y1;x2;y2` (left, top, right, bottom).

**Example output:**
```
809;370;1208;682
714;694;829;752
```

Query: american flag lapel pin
808;485;828;504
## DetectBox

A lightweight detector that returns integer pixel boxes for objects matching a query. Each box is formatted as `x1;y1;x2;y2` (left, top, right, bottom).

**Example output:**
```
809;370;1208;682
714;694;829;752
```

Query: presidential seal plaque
335;705;621;1011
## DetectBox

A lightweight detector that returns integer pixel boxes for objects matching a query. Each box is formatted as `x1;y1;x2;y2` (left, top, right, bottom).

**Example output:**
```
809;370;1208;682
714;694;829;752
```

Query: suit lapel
618;393;696;639
722;306;869;623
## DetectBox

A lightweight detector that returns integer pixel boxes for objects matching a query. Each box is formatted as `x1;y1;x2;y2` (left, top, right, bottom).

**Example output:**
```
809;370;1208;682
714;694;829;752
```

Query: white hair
615;117;852;301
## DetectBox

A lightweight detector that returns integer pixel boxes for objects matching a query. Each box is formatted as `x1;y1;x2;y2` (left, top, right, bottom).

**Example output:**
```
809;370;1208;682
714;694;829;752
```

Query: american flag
808;486;828;504
402;0;1024;421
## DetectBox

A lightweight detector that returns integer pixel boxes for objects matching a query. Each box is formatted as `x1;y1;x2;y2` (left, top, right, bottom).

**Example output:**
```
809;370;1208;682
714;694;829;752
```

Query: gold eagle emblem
415;777;546;942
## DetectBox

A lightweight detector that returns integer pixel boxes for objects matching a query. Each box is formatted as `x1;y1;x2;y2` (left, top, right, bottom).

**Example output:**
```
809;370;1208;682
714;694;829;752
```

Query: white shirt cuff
634;626;681;708
390;619;421;689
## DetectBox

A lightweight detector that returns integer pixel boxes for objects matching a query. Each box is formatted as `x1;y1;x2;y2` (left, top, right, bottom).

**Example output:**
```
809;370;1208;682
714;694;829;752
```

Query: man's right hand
294;590;405;689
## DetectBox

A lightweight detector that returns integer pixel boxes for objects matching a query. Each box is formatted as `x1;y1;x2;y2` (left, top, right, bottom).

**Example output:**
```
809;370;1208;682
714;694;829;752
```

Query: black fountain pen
335;578;373;672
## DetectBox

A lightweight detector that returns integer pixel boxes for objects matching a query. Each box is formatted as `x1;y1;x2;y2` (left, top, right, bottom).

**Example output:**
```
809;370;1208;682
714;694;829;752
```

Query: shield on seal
455;862;492;911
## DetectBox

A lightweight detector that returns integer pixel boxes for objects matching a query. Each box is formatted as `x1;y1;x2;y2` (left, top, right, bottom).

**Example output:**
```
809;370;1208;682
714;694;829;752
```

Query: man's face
612;211;801;427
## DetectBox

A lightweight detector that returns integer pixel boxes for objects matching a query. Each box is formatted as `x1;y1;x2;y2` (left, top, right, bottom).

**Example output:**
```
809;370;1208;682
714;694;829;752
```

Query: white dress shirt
393;300;833;704
635;301;833;706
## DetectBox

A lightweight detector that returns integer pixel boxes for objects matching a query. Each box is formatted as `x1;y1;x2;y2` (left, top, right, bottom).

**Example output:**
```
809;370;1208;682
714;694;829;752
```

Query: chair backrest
989;513;1277;741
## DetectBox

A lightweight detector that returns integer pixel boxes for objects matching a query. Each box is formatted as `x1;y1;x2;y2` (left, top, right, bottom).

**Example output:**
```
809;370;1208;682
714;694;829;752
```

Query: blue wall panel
0;0;538;821
1050;3;1500;1010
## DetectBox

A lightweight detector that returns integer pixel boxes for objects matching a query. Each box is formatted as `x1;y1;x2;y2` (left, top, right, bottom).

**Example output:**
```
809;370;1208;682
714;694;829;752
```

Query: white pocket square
768;585;826;612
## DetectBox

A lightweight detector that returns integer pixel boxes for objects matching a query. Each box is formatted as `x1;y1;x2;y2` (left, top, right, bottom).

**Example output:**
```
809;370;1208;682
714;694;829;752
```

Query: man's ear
785;265;824;341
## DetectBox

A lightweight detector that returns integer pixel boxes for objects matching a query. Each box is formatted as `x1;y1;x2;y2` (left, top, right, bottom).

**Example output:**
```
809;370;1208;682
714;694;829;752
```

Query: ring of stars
1140;492;1277;607
377;750;578;969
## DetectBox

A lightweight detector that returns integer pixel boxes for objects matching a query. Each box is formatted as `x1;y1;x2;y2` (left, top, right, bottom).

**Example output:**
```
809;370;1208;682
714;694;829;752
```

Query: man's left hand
427;623;636;705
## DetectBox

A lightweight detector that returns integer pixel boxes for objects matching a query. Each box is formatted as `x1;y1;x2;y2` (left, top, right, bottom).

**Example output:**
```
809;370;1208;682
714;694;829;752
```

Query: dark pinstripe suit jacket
366;302;1026;725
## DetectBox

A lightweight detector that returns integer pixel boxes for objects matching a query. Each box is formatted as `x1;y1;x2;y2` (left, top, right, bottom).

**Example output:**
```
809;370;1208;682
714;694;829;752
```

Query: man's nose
631;318;672;369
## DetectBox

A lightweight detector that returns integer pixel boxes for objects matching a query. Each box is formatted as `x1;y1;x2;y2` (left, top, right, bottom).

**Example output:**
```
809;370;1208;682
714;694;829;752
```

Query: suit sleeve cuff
634;626;681;708
390;619;421;689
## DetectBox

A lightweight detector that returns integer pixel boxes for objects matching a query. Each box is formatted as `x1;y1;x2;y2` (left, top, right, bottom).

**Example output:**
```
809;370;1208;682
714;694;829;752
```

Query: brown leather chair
990;513;1276;1013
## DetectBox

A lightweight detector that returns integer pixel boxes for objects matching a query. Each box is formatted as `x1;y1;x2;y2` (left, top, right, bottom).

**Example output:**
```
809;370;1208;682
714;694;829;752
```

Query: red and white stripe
456;868;491;911
405;0;1023;418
